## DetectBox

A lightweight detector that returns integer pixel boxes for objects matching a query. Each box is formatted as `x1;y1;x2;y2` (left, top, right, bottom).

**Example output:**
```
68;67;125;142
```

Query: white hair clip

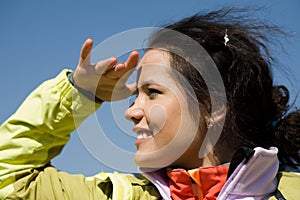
224;29;229;46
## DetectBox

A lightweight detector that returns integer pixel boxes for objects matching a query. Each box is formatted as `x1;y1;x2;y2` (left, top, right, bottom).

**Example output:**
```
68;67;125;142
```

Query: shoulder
5;166;160;200
269;171;300;200
94;172;160;199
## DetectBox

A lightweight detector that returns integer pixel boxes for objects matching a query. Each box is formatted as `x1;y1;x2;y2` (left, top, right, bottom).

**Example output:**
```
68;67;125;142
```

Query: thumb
78;38;93;67
126;82;137;94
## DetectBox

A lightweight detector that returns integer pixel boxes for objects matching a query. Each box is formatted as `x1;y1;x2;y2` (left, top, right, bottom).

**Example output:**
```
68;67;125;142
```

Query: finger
94;56;117;74
115;50;139;72
126;82;137;94
111;82;137;101
113;67;136;87
126;50;140;68
113;51;139;81
104;62;125;79
100;51;139;80
78;38;93;67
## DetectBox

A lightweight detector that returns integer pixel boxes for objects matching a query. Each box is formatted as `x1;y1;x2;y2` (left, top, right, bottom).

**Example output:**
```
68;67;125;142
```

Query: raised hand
73;38;139;101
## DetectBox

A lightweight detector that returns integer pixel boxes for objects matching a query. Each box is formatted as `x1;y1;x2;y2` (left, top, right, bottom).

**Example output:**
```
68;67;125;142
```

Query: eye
148;88;162;99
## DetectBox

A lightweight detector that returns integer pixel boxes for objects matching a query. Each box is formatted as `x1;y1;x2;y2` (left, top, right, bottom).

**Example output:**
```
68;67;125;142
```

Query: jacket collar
166;165;229;200
141;147;279;200
218;147;279;199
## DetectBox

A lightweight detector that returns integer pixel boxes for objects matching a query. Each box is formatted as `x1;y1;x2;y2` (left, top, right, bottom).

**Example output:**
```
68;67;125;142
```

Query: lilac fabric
142;147;279;200
141;168;172;200
218;147;279;200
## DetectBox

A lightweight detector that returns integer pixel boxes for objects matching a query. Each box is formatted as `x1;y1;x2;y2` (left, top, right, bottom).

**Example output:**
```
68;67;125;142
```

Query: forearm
0;69;101;194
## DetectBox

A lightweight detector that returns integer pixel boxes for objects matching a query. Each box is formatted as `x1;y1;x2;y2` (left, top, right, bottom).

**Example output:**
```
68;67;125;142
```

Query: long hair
149;7;300;168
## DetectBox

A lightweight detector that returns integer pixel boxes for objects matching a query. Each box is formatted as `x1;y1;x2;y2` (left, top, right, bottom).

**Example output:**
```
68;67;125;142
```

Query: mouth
134;128;154;146
136;130;154;139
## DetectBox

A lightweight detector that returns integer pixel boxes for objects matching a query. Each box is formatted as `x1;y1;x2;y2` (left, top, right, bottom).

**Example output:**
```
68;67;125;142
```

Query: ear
206;105;227;128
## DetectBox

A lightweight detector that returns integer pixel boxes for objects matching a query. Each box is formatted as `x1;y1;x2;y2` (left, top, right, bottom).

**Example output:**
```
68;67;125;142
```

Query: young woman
0;8;299;199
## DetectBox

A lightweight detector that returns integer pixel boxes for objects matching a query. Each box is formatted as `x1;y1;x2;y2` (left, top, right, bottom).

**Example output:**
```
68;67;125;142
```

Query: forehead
137;65;171;85
139;49;170;67
137;49;174;86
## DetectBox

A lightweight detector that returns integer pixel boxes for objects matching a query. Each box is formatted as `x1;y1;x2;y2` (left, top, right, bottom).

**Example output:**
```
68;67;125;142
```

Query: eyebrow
138;80;153;86
138;80;161;88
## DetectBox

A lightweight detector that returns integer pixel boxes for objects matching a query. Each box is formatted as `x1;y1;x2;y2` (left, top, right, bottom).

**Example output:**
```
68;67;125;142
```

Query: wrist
67;71;103;103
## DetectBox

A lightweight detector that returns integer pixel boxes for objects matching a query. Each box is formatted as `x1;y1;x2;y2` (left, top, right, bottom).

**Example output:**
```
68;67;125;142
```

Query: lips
133;127;154;146
136;130;154;139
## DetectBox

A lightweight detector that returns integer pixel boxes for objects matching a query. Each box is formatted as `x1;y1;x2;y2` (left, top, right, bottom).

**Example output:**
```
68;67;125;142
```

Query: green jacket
1;70;300;200
0;70;160;200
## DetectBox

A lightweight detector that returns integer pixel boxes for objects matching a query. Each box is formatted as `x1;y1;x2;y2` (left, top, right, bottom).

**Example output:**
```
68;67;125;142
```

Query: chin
134;150;179;169
134;152;164;169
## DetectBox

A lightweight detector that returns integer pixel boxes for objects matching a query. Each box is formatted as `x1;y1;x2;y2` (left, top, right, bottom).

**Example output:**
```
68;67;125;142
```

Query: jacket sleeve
0;70;160;200
0;69;101;199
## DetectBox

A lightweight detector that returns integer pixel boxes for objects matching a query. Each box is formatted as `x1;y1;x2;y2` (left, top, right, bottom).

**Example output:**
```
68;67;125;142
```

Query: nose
124;100;145;124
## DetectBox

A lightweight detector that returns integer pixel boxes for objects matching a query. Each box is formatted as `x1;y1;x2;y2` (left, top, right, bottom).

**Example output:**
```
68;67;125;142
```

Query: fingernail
109;56;117;62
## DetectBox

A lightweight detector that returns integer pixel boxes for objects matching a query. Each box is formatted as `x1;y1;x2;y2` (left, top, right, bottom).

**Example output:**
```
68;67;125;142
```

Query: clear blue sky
1;0;300;175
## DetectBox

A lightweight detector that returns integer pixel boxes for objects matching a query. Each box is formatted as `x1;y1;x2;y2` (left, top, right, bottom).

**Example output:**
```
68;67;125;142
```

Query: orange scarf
166;166;229;200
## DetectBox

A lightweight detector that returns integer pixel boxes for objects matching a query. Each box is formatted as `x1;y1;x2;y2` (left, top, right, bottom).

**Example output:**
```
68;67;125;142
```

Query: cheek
148;100;182;136
148;104;167;134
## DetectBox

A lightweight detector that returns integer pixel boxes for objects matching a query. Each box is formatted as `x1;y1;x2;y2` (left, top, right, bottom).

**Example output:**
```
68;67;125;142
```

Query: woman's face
125;49;207;169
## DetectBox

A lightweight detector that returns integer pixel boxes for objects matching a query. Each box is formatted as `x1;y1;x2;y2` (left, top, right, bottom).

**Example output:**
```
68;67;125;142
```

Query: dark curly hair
148;7;300;168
